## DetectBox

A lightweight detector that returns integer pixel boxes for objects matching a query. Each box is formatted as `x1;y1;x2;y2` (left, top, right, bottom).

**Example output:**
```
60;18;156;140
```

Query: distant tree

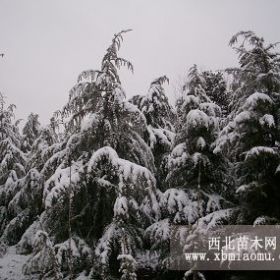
0;169;43;246
23;125;59;179
22;113;41;153
0;93;25;186
130;76;175;130
168;65;231;196
202;70;229;117
0;94;27;253
129;76;176;189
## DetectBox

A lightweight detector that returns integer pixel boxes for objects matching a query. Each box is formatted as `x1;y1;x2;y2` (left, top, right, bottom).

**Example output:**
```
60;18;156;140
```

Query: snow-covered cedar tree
215;31;280;222
129;76;175;130
54;29;155;172
226;31;280;116
129;76;176;189
15;30;161;278
0;93;26;185
175;65;209;127
168;65;232;196
143;66;234;276
88;146;161;278
22;113;41;153
28;126;61;173
0;168;44;247
0;94;26;253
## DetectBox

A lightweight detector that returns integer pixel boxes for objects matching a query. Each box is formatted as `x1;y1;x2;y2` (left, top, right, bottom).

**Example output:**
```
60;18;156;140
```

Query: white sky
0;0;279;124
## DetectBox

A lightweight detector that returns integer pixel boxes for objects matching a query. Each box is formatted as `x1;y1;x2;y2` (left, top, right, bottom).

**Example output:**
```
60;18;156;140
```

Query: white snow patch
0;246;29;280
80;113;98;132
186;109;209;130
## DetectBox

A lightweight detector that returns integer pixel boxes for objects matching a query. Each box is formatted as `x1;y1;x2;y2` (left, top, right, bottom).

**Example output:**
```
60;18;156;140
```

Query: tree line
0;30;280;280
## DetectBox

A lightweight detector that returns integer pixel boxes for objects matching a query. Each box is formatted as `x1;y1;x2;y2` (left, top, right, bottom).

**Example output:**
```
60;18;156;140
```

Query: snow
22;230;59;277
205;193;223;213
145;219;170;245
75;272;91;280
259;114;275;128
191;152;209;166
245;146;277;160
174;200;203;224
214;93;276;156
41;149;65;177
148;127;175;149
170;143;187;158
0;246;29;280
182;95;199;108
234;111;251;124
196;208;239;231
88;146;160;221
184;270;206;280
196;136;206;150
186;109;209;130
112;84;126;102
43;161;83;208
214;111;251;154
162;188;189;215
167;143;188;174
199;102;221;117
243;92;273;110
95;223;119;265
236;181;258;194
114;195;129;218
0;245;91;279
88;146;156;188
88;146;118;170
117;253;136;263
17;221;40;255
125;101;141;113
80;113;98;132
77;69;98;83
0;138;26;178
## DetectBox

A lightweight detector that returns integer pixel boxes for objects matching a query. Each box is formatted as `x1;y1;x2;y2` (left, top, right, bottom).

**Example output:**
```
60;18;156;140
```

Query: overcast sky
0;0;279;124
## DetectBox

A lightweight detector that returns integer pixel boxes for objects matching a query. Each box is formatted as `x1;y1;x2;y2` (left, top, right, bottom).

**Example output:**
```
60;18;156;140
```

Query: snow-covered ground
0;247;90;280
0;246;29;280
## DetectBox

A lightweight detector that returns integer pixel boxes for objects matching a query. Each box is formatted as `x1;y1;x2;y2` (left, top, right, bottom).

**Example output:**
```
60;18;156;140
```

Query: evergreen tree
22;113;41;153
144;66;233;279
56;30;155;172
130;76;175;130
12;30;161;278
28;125;60;173
129;76;176;189
202;70;229;118
0;94;27;254
0;93;26;185
91;147;160;278
168;65;230;196
215;31;280;222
